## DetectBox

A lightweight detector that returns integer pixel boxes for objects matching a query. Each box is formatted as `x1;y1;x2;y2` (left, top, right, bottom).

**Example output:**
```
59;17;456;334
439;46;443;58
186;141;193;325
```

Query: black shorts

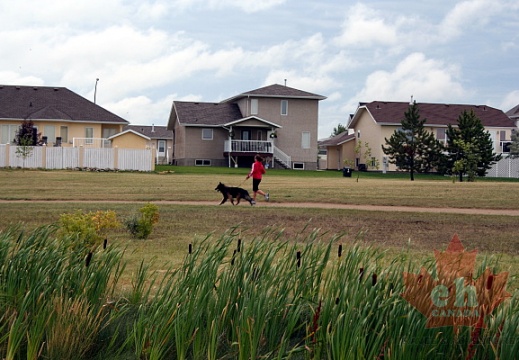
252;178;261;192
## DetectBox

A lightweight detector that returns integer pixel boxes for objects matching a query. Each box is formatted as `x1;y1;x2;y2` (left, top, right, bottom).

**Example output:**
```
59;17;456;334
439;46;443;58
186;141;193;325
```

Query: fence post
41;145;47;169
79;145;84;168
113;146;118;170
4;144;10;167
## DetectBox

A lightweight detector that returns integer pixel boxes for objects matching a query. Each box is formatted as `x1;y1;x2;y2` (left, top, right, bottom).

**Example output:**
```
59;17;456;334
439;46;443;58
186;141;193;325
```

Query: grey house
167;84;326;169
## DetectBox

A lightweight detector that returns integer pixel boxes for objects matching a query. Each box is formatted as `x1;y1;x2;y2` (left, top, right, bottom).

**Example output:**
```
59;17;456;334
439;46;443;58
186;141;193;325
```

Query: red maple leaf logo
401;234;511;328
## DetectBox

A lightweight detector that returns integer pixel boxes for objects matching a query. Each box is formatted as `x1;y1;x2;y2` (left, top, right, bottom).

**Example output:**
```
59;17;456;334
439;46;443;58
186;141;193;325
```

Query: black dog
215;182;255;206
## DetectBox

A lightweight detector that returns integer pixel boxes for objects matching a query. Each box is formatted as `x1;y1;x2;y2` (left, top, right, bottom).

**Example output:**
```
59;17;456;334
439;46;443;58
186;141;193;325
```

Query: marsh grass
0;224;518;359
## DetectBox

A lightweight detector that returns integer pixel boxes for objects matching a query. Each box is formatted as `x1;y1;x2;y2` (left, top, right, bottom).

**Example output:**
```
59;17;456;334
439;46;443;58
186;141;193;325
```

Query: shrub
57;210;120;252
124;203;159;239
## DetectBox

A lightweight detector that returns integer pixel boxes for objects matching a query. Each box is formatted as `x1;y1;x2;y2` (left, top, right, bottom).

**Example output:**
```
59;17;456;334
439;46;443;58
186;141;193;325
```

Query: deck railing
224;140;273;154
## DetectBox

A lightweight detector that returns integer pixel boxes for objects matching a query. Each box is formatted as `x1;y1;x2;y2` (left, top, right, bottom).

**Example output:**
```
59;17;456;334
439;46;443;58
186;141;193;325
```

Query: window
202;128;213;140
281;100;288;116
195;159;211;166
293;162;305;170
500;130;511;153
158;140;166;153
60;126;68;143
301;131;311;149
44;125;56;143
1;124;18;144
241;130;251;141
85;127;94;144
436;128;447;144
251;99;258;115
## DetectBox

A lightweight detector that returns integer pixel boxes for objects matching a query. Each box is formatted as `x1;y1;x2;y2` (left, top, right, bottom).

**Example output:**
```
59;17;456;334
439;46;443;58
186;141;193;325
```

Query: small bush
124;203;159;239
58;210;120;252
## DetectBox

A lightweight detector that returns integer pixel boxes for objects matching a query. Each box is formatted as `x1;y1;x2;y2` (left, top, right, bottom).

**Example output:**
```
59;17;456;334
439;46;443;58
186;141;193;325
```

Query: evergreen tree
382;102;444;181
443;110;500;181
331;123;347;136
508;130;519;158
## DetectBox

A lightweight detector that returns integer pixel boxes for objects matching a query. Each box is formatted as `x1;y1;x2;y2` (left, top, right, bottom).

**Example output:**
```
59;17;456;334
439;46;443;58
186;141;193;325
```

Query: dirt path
2;199;518;216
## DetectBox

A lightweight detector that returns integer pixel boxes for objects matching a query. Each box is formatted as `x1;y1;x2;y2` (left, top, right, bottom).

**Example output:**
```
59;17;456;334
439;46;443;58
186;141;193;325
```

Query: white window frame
293;162;305;170
195;159;211;166
202;128;213;140
281;100;288;116
1;124;18;144
302;131;311;149
251;98;258;115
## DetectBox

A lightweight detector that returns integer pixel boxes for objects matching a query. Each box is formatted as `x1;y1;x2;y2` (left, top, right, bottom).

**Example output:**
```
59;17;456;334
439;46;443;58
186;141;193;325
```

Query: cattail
338;244;342;258
103;238;107;249
231;249;236;265
85;252;93;267
296;251;301;268
372;273;377;286
335;297;340;305
486;275;494;290
188;243;192;254
237;239;242;252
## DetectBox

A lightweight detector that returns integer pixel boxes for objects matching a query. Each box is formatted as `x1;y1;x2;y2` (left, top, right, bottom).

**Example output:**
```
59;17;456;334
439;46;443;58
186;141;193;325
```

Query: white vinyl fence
487;157;519;178
0;145;154;171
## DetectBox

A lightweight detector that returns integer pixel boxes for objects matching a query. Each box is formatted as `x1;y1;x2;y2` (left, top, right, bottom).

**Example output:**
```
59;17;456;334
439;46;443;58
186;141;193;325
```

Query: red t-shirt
249;160;266;179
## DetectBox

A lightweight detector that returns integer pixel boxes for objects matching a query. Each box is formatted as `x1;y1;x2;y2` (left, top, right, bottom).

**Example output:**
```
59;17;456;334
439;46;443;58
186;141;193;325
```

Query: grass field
1;166;518;289
1;166;518;359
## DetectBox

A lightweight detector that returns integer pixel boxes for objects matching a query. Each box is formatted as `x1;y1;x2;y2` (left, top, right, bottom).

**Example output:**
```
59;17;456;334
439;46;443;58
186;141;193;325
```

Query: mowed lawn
1;166;518;290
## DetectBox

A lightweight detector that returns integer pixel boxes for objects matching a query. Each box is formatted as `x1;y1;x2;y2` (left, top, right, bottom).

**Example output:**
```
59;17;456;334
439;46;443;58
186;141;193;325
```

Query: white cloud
334;4;399;47
346;52;466;109
438;0;502;40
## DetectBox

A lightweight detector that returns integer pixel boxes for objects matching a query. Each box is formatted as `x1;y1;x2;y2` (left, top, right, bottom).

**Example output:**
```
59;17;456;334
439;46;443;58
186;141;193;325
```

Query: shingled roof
319;131;355;147
351;101;515;128
224;84;327;102
506;104;519;121
124;125;172;138
173;101;243;126
0;85;128;124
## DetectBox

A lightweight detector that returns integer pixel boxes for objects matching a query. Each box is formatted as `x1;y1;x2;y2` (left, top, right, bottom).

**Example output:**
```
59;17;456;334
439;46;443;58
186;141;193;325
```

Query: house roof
506;104;519;120
223;84;327;102
0;85;129;124
319;131;355;147
350;101;516;128
124;125;172;139
109;129;151;141
173;101;243;126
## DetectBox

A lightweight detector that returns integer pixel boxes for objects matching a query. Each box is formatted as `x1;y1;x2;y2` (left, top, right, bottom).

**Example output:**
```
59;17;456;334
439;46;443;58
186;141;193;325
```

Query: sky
1;0;518;139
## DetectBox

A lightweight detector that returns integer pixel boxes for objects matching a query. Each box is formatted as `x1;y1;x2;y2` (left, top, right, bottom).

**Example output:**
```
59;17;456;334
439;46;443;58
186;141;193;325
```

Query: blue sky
1;0;518;138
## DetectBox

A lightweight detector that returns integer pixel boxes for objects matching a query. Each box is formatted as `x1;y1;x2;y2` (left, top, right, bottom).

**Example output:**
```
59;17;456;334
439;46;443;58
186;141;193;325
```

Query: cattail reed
296;251;301;268
486;275;494;290
338;244;342;258
188;243;192;254
103;238;108;249
372;273;377;286
231;249;236;265
237;238;241;252
85;252;92;267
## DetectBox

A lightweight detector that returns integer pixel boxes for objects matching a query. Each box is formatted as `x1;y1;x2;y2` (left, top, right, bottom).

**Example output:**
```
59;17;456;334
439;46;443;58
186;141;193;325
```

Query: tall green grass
0;224;517;359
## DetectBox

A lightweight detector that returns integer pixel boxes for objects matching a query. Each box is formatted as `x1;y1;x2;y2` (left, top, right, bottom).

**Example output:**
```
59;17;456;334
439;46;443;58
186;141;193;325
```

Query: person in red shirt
245;154;270;204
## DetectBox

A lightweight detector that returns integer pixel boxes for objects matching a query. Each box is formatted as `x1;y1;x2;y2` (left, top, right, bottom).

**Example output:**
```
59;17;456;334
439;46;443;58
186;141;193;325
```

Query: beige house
167;84;327;170
321;101;517;172
0;85;129;147
118;125;173;164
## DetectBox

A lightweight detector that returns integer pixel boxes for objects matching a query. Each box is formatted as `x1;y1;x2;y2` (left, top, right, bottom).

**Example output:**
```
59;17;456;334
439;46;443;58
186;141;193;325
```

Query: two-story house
321;101;516;172
167;84;327;170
